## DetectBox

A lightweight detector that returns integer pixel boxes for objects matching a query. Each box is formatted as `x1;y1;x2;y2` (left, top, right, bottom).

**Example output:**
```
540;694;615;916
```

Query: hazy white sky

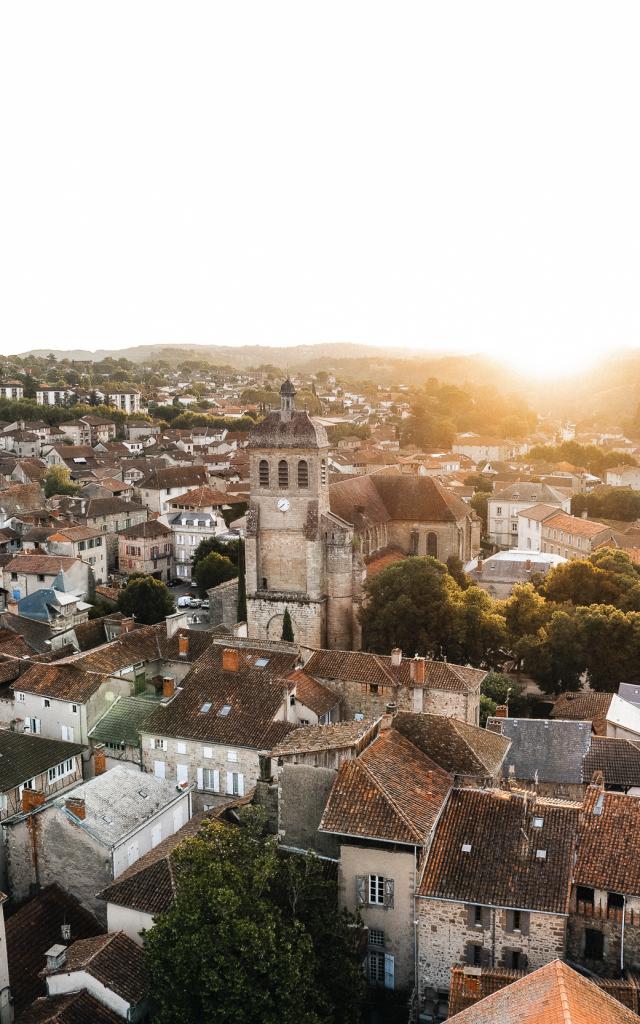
2;1;640;373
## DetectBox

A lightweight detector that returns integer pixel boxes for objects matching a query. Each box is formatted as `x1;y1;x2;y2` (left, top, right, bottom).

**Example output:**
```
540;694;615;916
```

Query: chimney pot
477;557;484;572
93;748;107;776
65;796;86;821
21;788;45;814
178;634;189;658
390;647;402;668
45;944;67;972
162;675;176;699
258;753;273;782
494;704;508;718
380;712;394;731
410;656;426;685
222;648;240;672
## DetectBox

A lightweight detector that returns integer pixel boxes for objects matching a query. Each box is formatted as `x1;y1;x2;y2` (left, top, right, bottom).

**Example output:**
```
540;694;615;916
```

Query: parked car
177;596;191;607
189;597;202;608
201;599;210;610
190;580;199;588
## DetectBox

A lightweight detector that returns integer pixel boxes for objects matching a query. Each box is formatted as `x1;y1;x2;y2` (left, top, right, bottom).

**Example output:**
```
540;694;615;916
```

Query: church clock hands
277;498;290;513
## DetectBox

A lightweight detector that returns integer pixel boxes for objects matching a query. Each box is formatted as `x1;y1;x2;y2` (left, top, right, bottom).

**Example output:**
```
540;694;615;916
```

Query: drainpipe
413;845;419;1016
621;894;626;973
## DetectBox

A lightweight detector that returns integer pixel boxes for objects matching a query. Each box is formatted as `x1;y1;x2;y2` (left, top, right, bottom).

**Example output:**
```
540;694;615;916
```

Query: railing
576;900;636;925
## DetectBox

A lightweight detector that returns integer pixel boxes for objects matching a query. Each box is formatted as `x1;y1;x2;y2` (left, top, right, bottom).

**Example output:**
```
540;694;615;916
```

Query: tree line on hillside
361;548;640;694
527;440;637;476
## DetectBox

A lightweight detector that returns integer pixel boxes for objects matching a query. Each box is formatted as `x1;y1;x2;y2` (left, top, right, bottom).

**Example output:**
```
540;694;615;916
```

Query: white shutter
213;769;220;792
66;725;74;742
154;760;166;779
176;764;188;785
33;718;41;735
238;773;245;797
226;771;233;794
197;767;204;790
384;954;395;990
60;725;67;741
203;747;213;759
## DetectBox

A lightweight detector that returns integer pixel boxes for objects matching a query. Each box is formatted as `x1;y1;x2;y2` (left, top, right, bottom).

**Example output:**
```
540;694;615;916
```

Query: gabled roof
7;884;101;1012
17;992;122;1023
141;465;208;490
288;669;340;716
4;554;79;575
167;484;241;508
488;718;592;784
0;732;85;791
446;959;640;1024
582;736;640;787
329;472;472;527
550;691;613;735
576;787;640;896
304;649;485;693
393;712;510;778
118;519;172;539
418;788;579;914
45;932;149;1006
319;727;452;844
271;719;378;757
90;694;162;746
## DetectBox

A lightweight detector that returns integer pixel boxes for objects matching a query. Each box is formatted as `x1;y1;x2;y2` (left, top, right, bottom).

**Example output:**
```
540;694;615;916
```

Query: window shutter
197;767;204;790
226;771;233;795
238;774;245;797
464;942;475;965
520;913;530;937
481;907;491;930
384;878;394;909
213;769;220;792
504;909;514;932
384;954;395;990
356;876;366;906
466;904;476;928
480;947;491;967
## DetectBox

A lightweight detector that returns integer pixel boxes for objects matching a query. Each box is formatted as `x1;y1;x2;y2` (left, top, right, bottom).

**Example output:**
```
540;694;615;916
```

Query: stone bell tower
244;380;332;647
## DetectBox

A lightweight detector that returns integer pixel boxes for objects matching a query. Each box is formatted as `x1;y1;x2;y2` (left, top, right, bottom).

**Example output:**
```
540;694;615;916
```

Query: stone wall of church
246;593;327;648
385;520;466;562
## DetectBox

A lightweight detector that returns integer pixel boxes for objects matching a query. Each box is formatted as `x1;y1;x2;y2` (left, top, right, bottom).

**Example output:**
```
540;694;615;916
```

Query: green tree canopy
192;535;241;570
194;552;237;596
43;464;81;498
537;549;640;611
144;813;365;1024
117;575;175;624
282;607;294;642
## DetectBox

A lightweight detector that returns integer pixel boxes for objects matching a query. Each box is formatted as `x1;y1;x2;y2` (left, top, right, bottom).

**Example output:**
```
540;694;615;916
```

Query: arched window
259;460;270;487
298;460;309;488
427;532;438;557
278;459;289;488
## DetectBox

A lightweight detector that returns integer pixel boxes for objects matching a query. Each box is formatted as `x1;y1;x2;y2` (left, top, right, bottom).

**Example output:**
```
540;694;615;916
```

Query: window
24;718;41;734
70;704;77;714
61;724;74;742
608;891;624;912
176;741;186;755
227;750;238;762
576;885;595;912
368;952;385;984
474;905;483;927
584;928;604;960
43;698;50;709
297;460;309;488
507;950;527;970
259;460;270;487
48;759;74;783
16;692;24;703
203;746;213;758
369;875;384;905
426;532;438;557
226;771;245;796
202;768;220;791
153;738;167;751
278;459;289;488
153;760;165;779
496;507;502;516
10;573;17;581
368;929;385;947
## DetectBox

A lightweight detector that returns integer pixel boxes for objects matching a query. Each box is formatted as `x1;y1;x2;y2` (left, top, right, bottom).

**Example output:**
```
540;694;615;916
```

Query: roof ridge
451;719;490;774
359;741;423;843
554;960;572;1024
371;655;397;686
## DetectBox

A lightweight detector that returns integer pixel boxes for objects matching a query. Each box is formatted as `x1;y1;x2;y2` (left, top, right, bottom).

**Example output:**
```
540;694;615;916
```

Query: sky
2;2;640;376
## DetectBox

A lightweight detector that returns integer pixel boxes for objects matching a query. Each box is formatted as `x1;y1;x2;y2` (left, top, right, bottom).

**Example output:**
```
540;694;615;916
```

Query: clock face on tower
277;498;290;513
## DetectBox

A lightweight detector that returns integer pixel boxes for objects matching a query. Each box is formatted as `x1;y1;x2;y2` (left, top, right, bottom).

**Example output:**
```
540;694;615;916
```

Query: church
245;381;481;650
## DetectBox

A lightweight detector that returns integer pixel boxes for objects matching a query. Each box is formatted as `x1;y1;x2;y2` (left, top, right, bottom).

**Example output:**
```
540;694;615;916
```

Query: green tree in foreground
43;464;81;498
194;551;237;596
282;607;294;642
144;813;365;1024
192;534;240;570
117;575;175;624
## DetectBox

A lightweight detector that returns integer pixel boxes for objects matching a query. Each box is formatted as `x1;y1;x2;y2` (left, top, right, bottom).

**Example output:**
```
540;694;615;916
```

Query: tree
481;672;527;716
502;583;551;664
282;607;294;642
446;555;470;589
469;491;489;531
117;575;175;624
447;587;508;669
144;813;365;1024
361;556;458;658
43;464;81;498
192;534;240;571
194;552;237;596
538;549;640;612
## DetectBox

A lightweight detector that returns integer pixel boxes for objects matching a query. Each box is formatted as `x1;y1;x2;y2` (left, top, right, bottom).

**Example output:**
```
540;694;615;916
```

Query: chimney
94;747;107;776
494;704;508;718
380;712;394;731
222;648;239;672
119;616;135;634
65;796;86;821
258;753;273;783
44;944;67;973
162;675;176;699
477;557;484;572
409;656;425;685
178;634;189;659
390;648;402;669
21;788;45;814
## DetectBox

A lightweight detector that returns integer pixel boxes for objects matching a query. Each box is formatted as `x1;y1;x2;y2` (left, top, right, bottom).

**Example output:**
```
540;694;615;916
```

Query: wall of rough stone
567;888;640;974
141;733;262;812
416;898;567;994
277;763;339;858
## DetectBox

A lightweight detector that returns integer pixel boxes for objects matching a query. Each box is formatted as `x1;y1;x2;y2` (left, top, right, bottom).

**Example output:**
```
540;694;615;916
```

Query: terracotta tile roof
143;644;298;749
575;787;640;896
304;649;485;693
394;712;511;779
364;548;407;578
97;806;242;914
118;519;172;538
141;465;208;489
320;727;452;844
446;959;640;1023
543;511;611;539
288;670;340;716
47;932;148;1005
7;884;101;1011
3;554;79;574
17;992;122;1024
449;964;525;1017
46;526;104;542
417;789;579;914
14;663;109;702
550;692;613;735
329;472;473;527
167;484;242;507
518;503;566;522
271;719;378;757
582;736;640;787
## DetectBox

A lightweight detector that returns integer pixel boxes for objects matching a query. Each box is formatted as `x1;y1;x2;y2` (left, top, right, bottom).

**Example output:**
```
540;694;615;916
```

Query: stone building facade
245;381;480;651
